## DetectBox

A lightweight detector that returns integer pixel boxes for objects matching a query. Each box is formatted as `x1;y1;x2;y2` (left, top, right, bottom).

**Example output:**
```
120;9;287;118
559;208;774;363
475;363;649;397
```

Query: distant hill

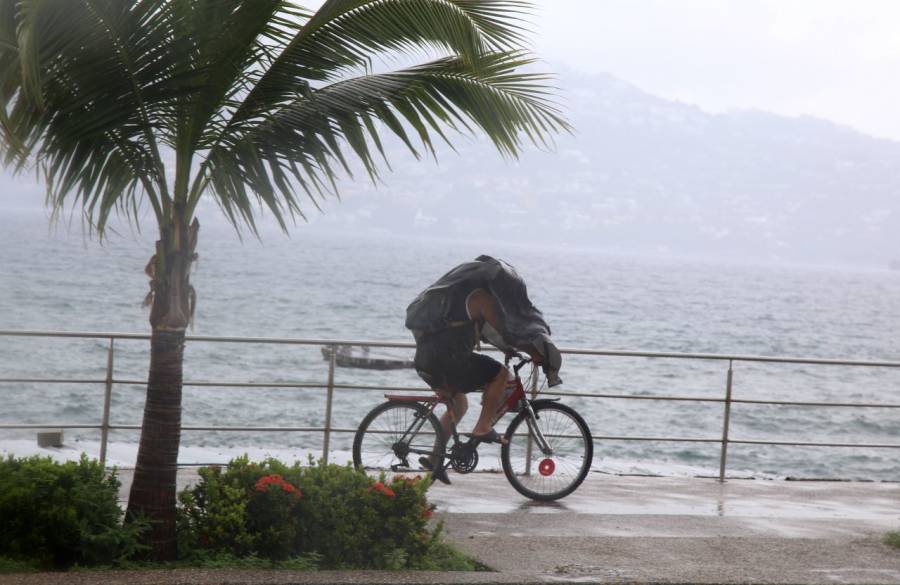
302;69;900;267
4;68;899;267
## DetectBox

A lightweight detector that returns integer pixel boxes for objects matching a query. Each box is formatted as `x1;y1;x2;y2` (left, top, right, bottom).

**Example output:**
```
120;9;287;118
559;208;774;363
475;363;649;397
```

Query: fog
3;1;900;268
534;0;900;141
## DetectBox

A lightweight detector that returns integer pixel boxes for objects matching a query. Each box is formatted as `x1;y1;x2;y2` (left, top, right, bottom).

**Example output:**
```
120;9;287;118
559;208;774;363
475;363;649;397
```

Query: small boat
321;345;414;370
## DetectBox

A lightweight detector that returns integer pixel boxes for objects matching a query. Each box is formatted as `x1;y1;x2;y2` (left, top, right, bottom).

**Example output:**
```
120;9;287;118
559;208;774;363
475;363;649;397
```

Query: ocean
3;208;900;480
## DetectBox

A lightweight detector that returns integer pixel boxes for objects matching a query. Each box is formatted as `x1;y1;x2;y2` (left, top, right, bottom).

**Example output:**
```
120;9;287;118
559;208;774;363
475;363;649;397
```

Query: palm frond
0;0;196;233
194;50;568;233
230;0;533;129
0;0;568;240
169;0;285;155
0;2;22;158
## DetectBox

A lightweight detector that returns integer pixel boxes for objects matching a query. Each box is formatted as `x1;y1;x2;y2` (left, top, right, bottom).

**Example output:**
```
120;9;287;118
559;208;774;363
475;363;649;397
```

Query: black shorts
414;336;502;392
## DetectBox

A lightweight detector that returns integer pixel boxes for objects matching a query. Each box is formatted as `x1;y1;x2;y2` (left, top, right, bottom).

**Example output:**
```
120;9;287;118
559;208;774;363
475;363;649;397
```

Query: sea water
3;209;900;480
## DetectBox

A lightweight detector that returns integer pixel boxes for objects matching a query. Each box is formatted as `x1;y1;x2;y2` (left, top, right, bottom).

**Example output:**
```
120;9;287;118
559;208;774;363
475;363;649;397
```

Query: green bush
297;461;434;568
0;555;40;573
0;454;145;569
177;457;303;560
177;456;437;568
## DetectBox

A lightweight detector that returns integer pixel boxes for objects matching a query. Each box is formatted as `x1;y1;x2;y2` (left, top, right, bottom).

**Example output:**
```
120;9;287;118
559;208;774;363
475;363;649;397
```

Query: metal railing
2;329;900;481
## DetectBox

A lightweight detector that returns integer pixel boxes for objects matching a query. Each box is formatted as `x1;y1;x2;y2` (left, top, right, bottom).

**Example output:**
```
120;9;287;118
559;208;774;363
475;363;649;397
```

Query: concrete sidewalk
3;471;900;584
430;472;900;583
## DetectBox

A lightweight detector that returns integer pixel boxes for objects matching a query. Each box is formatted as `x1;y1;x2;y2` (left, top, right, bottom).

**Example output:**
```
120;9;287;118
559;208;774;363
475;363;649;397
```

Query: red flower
367;481;396;497
422;507;433;519
254;474;302;498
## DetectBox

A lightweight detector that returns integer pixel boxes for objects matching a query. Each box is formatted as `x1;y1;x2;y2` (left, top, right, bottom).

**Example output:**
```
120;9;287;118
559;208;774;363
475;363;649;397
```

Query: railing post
322;344;337;464
718;359;734;482
99;337;114;468
524;363;540;476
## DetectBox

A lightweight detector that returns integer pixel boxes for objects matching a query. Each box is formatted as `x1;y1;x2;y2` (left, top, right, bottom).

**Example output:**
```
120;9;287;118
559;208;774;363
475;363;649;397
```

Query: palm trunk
126;215;198;561
126;328;184;560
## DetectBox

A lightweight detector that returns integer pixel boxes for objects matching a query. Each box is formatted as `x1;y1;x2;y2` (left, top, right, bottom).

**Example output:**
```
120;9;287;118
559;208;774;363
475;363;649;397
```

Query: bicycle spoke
353;402;442;475
502;403;592;500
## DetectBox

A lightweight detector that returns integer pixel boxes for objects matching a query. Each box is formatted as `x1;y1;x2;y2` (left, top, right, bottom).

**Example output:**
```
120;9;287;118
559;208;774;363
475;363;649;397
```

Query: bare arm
466;288;502;332
467;289;544;364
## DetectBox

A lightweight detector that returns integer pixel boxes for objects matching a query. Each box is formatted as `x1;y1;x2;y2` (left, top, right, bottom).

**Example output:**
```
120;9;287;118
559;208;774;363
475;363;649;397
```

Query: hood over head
406;255;562;386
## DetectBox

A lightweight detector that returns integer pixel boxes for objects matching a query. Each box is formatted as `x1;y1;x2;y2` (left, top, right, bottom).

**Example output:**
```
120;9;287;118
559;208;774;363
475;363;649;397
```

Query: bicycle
352;355;593;501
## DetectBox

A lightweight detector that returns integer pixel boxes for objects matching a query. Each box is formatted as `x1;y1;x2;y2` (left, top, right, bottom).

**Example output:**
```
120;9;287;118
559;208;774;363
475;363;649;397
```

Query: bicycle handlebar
505;353;532;375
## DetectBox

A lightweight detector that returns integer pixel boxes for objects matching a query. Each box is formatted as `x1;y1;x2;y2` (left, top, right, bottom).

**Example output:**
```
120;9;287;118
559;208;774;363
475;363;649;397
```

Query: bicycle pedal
390;460;410;472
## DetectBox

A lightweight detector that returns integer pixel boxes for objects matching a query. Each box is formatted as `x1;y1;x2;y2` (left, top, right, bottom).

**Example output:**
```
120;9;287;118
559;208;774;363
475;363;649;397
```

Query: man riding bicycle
406;255;562;483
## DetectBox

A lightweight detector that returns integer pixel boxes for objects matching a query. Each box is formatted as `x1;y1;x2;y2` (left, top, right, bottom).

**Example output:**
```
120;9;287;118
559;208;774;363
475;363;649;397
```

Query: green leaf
0;0;567;239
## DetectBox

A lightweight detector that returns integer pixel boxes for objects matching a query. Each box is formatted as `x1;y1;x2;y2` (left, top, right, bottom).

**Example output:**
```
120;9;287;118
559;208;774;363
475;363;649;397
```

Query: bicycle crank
449;441;479;473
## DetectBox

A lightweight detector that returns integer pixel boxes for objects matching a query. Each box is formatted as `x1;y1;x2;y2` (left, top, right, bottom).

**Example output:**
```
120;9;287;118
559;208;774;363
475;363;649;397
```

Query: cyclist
406;255;562;483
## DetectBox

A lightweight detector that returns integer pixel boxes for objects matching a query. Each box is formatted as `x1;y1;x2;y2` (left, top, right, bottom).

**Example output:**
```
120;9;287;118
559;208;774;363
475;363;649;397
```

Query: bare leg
440;392;468;437
422;390;467;484
472;367;509;436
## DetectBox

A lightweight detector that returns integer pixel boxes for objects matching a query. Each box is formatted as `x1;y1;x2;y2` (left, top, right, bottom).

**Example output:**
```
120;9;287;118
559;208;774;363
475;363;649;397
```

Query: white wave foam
0;439;777;479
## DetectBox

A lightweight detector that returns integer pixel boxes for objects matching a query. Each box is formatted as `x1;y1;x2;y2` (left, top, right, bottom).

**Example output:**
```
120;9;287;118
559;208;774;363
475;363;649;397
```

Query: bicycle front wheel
352;401;444;473
501;401;593;501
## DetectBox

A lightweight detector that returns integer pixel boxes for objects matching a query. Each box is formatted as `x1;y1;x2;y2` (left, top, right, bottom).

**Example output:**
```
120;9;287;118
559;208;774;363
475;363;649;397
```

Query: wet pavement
4;471;900;584
429;472;900;583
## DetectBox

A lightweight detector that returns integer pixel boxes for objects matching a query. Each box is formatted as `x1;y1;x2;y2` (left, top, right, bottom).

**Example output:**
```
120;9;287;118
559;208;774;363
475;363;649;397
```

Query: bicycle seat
383;394;439;402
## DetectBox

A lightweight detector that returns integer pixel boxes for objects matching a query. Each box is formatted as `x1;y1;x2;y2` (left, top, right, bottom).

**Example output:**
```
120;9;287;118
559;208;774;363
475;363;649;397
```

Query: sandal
468;428;507;444
419;456;451;485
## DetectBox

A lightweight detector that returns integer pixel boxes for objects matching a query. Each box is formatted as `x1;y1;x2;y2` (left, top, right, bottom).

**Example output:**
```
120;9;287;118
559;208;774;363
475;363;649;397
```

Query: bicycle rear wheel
352;401;444;473
501;401;593;501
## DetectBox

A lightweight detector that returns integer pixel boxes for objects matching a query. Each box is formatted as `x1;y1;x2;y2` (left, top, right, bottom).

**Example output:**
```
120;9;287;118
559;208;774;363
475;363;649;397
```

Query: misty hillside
302;69;900;267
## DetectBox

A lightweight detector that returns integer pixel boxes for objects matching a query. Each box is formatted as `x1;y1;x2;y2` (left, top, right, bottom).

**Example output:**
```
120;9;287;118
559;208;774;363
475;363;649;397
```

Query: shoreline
0;438;808;482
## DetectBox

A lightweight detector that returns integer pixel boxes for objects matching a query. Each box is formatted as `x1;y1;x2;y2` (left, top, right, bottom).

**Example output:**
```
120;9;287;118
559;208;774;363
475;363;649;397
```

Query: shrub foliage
177;456;437;568
0;455;145;568
0;454;450;571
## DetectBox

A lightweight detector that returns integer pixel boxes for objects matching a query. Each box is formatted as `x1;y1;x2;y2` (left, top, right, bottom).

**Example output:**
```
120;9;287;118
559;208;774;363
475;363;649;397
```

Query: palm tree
0;0;567;560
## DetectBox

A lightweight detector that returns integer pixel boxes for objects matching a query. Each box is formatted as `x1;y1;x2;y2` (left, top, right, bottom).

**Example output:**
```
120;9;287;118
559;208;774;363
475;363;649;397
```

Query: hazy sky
6;0;900;212
531;0;900;140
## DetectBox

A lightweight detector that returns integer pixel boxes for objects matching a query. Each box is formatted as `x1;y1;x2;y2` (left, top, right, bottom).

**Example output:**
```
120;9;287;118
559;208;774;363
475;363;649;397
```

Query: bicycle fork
520;401;554;456
490;397;555;456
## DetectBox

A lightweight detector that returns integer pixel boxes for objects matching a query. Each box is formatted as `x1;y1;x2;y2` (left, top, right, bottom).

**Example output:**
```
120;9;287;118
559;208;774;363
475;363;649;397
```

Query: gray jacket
405;255;563;386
